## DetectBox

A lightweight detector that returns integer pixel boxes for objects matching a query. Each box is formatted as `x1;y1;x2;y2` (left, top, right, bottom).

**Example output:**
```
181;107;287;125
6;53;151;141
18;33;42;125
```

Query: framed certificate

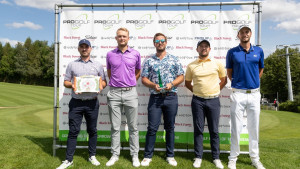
74;75;101;93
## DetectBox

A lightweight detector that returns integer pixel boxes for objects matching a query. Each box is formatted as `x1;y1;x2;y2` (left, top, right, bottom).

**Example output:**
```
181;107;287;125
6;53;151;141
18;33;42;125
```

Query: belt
110;86;134;91
194;95;219;99
73;97;97;101
154;92;176;97
232;88;260;93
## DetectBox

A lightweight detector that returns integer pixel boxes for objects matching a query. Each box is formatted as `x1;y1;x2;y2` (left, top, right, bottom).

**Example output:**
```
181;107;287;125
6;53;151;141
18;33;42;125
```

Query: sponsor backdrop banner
59;10;255;145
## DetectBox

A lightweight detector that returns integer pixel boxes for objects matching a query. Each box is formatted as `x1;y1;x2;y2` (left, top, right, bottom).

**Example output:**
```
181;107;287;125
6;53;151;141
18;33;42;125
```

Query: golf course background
0;82;299;169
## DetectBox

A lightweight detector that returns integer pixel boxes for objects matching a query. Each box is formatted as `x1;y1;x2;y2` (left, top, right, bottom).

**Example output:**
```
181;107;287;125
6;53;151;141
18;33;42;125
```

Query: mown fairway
0;82;299;169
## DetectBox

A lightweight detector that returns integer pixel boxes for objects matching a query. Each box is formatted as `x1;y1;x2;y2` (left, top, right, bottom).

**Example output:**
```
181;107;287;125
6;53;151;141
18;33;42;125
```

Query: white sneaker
252;160;266;169
228;160;236;169
166;157;177;166
89;156;100;166
213;159;224;169
141;158;152;166
106;155;119;166
193;158;202;168
132;157;141;167
56;160;73;169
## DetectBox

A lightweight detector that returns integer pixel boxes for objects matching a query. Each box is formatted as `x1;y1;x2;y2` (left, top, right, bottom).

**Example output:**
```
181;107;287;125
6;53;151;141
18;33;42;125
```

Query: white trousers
228;90;261;162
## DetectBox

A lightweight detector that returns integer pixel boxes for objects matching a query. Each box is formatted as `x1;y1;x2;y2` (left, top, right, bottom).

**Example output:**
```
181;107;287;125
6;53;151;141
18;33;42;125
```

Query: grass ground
0;82;299;169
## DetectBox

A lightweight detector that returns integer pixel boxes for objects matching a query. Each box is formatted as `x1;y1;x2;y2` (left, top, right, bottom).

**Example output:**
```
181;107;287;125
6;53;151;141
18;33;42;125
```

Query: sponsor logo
138;46;156;50
63;46;77;50
191;14;218;30
194;36;212;41
176;36;193;40
158;14;187;30
214;47;231;51
64;36;80;40
166;46;174;50
138;36;153;40
176;46;193;50
101;36;115;40
223;14;252;31
94;14;121;30
85;35;97;40
214;37;232;41
214;56;226;59
63;14;90;30
126;14;154;30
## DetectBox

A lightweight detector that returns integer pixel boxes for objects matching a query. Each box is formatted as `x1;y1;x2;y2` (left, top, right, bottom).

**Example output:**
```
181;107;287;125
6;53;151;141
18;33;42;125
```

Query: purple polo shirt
106;46;141;87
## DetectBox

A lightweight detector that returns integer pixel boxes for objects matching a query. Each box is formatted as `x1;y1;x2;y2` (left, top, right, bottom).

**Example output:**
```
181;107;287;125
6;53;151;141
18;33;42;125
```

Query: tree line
0;37;54;86
0;37;299;102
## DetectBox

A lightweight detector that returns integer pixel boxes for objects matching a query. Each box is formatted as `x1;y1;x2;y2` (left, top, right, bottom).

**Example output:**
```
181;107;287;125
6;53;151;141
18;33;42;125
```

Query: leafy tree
14;42;27;83
261;48;300;102
0;43;15;82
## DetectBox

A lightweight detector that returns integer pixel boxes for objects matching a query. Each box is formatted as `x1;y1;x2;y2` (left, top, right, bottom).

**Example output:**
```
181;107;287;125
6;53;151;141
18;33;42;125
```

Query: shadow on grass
24;136;112;161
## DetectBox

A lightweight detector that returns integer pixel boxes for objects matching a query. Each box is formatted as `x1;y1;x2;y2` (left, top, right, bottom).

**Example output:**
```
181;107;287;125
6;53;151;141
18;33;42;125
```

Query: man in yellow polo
185;40;227;169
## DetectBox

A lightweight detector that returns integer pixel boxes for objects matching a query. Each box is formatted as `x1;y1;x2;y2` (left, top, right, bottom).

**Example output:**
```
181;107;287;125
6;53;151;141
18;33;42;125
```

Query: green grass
0;82;300;169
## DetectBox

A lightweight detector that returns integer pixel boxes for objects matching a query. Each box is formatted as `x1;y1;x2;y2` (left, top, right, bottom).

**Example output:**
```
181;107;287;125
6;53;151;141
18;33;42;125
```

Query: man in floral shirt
140;33;184;167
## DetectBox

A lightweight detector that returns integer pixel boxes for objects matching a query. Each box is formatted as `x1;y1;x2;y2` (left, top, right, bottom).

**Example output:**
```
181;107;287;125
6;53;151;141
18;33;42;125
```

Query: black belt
72;97;97;101
153;92;176;97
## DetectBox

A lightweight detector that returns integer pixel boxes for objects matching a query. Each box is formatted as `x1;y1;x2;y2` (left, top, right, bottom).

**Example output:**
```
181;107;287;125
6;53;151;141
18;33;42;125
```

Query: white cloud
0;0;12;5
0;38;22;47
5;21;42;30
240;0;300;34
13;0;78;10
275;19;300;34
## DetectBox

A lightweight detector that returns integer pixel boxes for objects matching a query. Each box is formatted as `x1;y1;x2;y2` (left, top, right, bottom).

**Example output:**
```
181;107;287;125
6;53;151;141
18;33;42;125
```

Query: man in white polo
226;25;265;169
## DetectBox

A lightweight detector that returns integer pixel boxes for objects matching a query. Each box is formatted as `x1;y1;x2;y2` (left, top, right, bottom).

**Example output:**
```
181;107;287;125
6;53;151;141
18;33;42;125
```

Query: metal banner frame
53;1;262;156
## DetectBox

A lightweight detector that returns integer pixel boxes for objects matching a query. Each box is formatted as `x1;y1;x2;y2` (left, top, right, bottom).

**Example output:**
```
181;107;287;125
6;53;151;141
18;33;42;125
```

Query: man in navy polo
226;26;265;169
57;39;107;169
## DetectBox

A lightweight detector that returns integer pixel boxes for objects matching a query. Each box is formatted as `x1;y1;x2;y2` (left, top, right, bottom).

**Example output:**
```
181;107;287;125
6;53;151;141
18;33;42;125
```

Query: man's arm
107;69;111;80
165;75;184;90
135;69;141;81
259;68;264;78
185;80;193;92
227;68;232;81
142;76;161;92
64;80;73;88
219;77;227;90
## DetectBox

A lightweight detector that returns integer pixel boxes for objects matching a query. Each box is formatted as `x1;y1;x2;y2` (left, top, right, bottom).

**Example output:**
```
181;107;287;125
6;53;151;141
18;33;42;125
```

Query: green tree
14;42;27;83
261;48;300;102
0;43;15;82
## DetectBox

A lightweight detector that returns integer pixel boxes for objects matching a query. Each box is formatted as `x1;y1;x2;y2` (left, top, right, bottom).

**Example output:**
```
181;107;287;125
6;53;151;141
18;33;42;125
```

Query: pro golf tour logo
223;14;252;31
94;14;121;30
158;14;187;30
63;14;90;30
191;14;218;30
126;14;154;30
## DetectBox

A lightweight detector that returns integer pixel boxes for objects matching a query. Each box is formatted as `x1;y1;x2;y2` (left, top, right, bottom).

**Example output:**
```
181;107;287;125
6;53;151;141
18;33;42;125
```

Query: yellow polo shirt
185;58;226;97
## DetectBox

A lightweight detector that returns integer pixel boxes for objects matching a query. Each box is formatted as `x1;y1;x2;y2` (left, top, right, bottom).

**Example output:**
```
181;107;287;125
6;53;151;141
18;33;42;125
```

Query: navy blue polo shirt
226;44;264;89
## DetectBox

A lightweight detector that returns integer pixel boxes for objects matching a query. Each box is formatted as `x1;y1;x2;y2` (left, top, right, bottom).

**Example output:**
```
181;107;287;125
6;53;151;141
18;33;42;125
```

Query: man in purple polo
105;27;141;167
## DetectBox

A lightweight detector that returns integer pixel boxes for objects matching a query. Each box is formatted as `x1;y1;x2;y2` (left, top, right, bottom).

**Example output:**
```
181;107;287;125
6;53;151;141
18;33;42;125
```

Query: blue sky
0;0;300;57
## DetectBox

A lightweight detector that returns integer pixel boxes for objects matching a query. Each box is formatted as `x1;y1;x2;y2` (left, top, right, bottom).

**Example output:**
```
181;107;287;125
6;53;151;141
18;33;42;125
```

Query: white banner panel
59;10;255;144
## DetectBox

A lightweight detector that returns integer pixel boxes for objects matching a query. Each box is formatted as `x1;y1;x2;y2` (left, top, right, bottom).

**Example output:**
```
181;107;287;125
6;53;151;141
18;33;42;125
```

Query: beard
156;47;166;53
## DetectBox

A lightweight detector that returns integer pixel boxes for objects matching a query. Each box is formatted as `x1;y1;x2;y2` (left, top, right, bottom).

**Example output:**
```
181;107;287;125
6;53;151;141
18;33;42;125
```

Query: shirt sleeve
141;59;150;78
217;61;226;78
226;49;233;69
185;63;192;81
99;64;106;81
106;52;111;69
175;57;184;76
64;63;72;81
135;51;141;70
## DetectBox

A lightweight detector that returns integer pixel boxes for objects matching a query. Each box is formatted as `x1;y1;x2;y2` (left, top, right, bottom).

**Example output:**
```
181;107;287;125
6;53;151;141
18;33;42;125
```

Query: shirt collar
238;44;254;52
77;57;93;63
198;56;211;62
152;52;170;60
116;46;133;53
